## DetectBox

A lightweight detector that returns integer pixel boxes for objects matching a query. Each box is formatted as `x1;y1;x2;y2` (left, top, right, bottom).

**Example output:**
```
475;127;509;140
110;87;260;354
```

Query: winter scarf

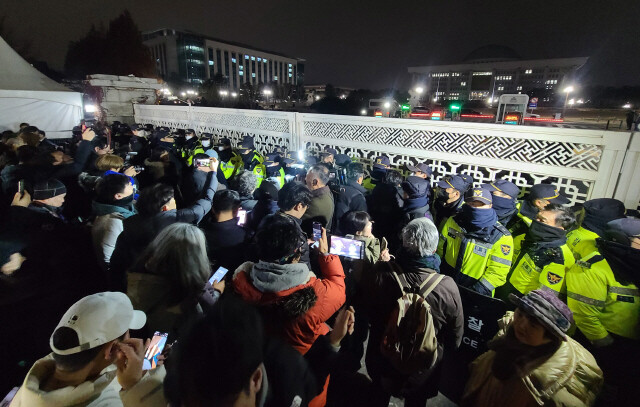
523;220;566;250
250;261;315;293
92;199;137;218
398;249;442;272
493;195;518;224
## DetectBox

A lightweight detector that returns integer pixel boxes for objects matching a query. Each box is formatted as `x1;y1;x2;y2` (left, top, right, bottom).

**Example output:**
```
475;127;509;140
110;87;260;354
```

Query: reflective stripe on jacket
508;234;575;297
437;217;513;293
566;227;599;261
566;251;640;345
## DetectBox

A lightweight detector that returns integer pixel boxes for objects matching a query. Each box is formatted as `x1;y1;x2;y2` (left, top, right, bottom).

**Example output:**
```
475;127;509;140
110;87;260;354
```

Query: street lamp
361;109;367;115
562;86;574;118
415;86;424;94
231;92;238;98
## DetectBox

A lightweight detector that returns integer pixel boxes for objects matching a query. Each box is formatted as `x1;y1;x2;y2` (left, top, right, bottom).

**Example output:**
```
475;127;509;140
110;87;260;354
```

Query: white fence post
614;132;640;209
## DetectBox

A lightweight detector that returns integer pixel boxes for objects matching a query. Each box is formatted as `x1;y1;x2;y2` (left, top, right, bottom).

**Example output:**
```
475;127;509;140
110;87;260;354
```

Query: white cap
50;292;146;355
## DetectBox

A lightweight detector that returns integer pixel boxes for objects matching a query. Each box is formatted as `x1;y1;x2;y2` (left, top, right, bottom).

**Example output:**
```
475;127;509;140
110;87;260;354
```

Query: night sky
1;0;638;89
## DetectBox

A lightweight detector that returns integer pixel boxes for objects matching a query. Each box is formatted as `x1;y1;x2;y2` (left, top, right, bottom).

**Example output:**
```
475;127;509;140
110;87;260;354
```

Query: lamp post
263;89;272;108
562;86;574;119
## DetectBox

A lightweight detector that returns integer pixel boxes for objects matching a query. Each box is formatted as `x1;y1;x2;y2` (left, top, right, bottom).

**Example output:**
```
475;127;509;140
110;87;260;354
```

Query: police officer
507;183;570;238
500;204;576;299
432;174;467;229
406;162;433;180
128;124;150;165
237;136;266;188
362;155;390;192
216;137;243;181
264;152;286;188
566;198;625;260
566;218;640;404
480;179;520;226
437;187;513;296
459;173;474;191
319;146;337;169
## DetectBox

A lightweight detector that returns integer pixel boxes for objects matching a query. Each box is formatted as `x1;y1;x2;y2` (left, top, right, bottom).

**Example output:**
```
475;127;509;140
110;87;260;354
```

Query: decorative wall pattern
303;121;603;171
135;105;634;207
305;142;591;206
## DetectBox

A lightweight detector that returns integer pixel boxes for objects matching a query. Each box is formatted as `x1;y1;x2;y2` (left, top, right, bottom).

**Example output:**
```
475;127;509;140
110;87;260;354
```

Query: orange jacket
233;254;346;355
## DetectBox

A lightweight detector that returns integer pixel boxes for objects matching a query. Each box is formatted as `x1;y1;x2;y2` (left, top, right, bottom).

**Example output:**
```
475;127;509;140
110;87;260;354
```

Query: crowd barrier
134;104;640;209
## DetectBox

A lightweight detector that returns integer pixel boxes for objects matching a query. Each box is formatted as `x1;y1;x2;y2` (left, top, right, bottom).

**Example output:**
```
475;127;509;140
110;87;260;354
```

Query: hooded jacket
9;354;167;407
91;201;137;271
462;312;603;407
232;254;346;355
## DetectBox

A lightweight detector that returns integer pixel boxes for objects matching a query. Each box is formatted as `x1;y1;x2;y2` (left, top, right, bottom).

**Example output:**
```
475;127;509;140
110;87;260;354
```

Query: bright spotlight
84;104;96;113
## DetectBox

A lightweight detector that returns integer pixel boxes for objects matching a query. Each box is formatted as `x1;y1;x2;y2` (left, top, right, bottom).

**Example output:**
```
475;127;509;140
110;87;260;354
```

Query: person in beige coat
461;289;603;407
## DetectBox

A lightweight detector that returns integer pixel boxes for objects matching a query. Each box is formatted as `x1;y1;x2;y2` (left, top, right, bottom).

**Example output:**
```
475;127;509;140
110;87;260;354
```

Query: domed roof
463;45;522;63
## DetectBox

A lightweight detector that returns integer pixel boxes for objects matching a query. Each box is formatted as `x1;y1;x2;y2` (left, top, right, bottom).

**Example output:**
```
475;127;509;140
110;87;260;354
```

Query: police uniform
507;233;575;298
250;152;266;188
437;188;514;295
219;151;243;179
506;184;570;238
264;152;286;188
567;198;626;260
567;251;640;346
363;155;390;192
567;227;599;261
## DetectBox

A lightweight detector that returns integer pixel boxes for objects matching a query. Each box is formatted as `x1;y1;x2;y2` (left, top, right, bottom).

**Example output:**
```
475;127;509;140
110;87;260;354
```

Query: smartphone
18;180;25;196
312;222;322;241
329;235;365;260
237;209;247;226
195;158;210;167
209;266;229;284
381;237;388;252
329;172;336;179
1;387;18;406
143;331;168;370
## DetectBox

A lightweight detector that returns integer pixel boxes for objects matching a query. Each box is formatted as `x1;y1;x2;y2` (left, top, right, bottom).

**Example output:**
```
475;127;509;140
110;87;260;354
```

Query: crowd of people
1;120;638;406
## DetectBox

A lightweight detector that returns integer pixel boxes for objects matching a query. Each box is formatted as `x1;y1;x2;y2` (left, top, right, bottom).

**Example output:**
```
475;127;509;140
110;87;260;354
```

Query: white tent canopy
0;36;82;138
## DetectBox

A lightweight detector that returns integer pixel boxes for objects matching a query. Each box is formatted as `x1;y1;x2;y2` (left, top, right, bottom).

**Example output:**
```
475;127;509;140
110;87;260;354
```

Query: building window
257;57;261;62
251;56;256;61
252;73;256;77
231;57;236;63
274;75;278;81
517;85;522;90
239;71;244;76
473;71;492;76
223;51;229;76
545;79;558;84
498;86;504;91
245;55;249;60
525;69;532;74
216;49;222;74
461;82;466;86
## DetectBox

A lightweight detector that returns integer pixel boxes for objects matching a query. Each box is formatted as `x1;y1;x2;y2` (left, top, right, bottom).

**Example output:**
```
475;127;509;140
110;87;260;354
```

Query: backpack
380;268;444;375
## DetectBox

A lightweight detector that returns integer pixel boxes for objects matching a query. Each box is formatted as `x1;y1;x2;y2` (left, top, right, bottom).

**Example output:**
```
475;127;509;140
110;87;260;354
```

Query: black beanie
32;179;67;200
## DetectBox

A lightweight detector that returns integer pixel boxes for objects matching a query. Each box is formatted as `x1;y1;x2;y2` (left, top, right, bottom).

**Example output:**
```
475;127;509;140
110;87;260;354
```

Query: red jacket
233;254;346;355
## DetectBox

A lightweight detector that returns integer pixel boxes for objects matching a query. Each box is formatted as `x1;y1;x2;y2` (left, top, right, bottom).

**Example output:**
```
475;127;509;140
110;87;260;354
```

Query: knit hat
582;198;626;236
509;289;574;340
401;175;430;199
406;163;433;177
33;179;67;200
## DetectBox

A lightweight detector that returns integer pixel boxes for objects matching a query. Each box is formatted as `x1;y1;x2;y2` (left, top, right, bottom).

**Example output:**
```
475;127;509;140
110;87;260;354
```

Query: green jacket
566;251;640;345
301;186;335;232
437;216;513;294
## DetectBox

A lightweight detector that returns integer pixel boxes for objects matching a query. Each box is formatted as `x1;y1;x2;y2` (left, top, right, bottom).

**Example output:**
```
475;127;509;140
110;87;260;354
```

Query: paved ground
326;337;459;407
